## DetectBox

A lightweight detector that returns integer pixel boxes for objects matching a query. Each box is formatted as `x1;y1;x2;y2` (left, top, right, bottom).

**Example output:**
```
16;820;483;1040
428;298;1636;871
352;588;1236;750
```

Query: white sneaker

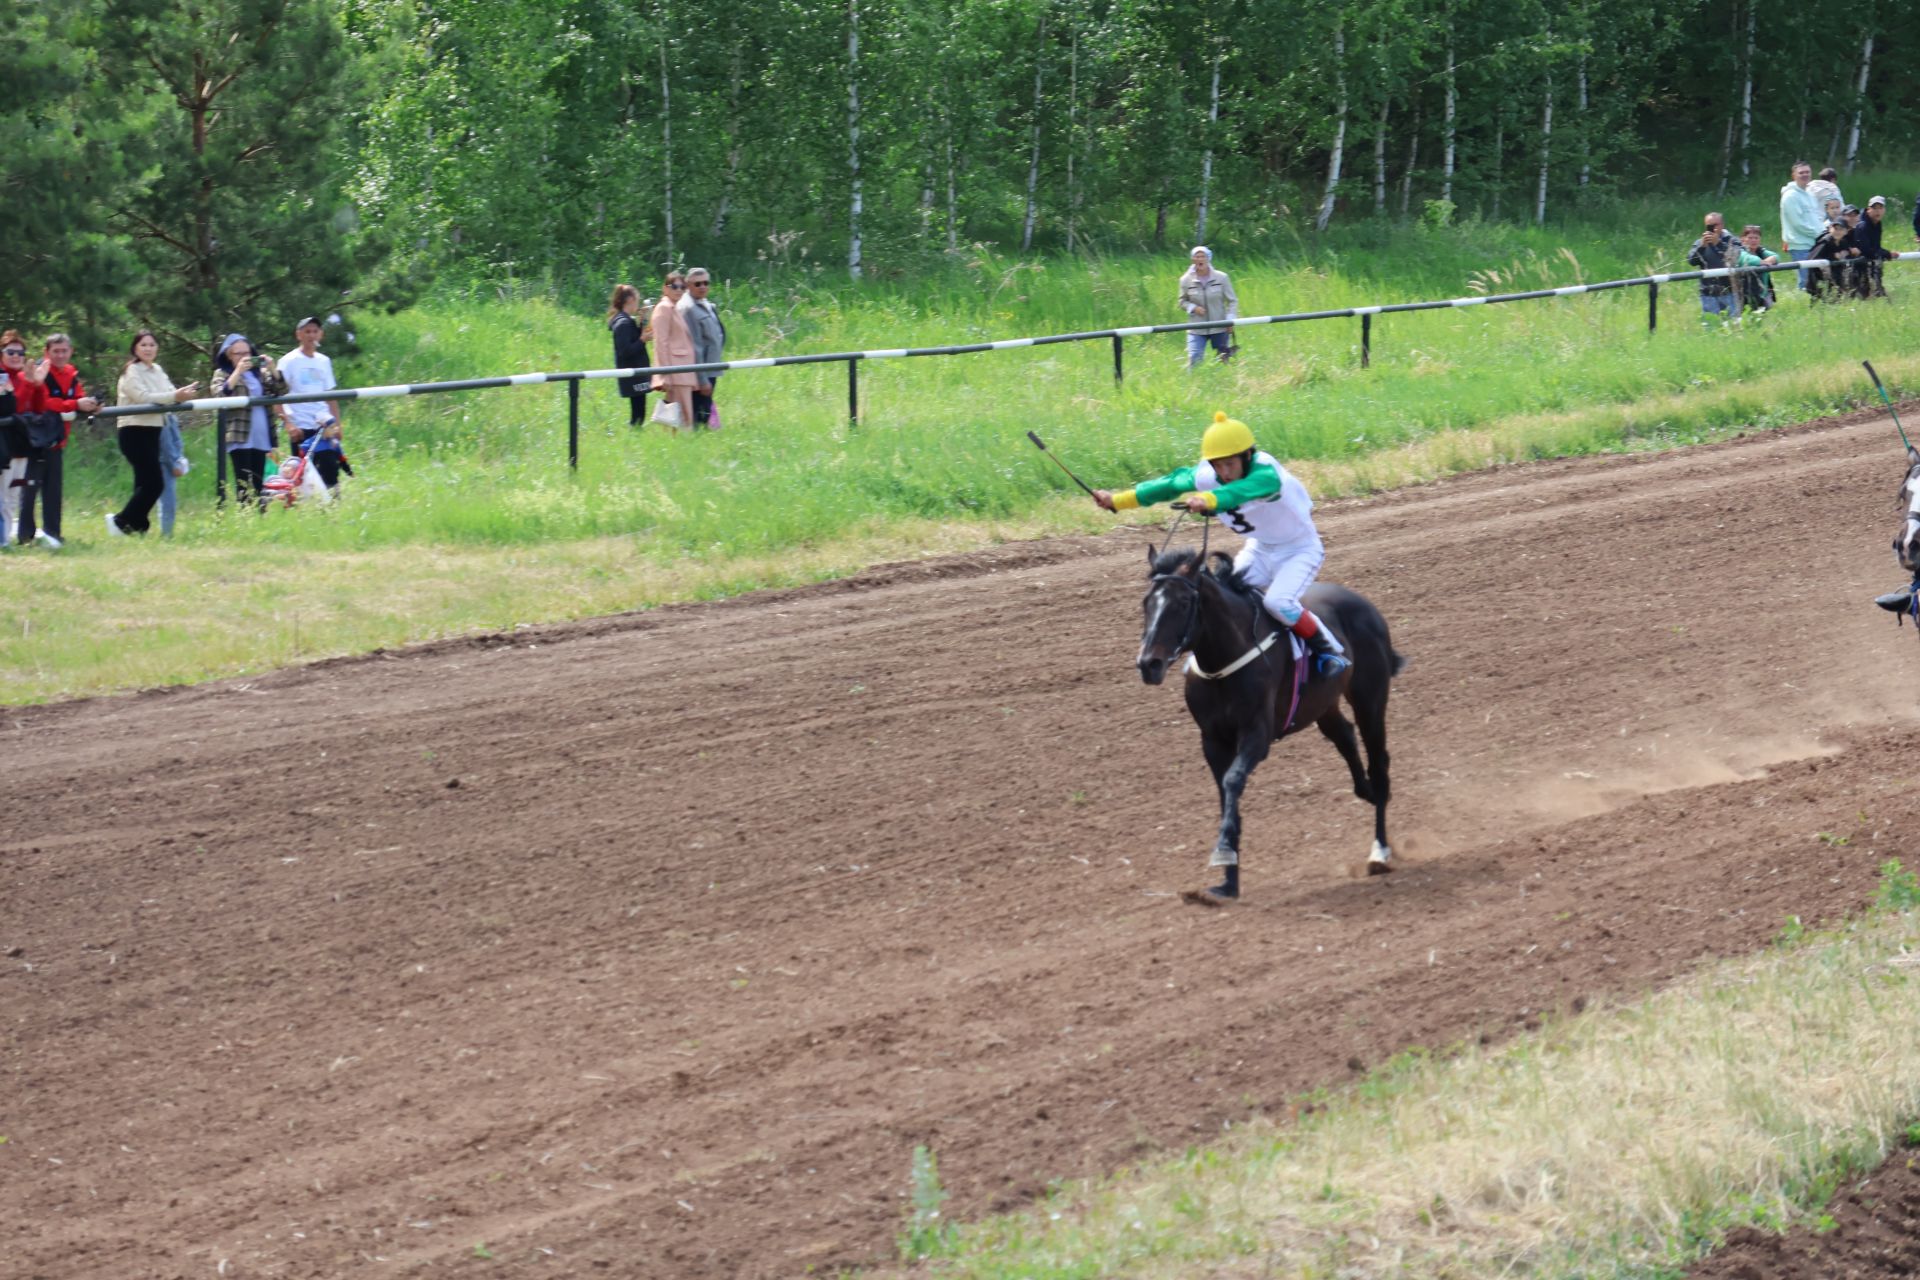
104;512;126;538
33;530;62;550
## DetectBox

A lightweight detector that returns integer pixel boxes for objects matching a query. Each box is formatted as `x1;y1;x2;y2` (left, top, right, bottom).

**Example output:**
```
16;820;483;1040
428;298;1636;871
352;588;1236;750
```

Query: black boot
1304;628;1351;679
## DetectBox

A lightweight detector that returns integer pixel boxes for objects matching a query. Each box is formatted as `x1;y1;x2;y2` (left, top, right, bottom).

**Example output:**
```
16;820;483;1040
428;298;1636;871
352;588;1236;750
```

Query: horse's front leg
1190;727;1272;904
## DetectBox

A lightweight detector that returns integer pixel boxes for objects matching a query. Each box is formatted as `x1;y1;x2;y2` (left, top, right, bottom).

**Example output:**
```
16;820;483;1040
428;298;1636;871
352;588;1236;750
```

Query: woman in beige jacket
647;273;697;430
109;331;198;536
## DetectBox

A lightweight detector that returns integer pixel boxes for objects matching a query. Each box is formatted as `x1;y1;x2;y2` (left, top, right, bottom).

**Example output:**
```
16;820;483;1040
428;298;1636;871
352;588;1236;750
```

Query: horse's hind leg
1315;709;1373;804
1351;691;1394;874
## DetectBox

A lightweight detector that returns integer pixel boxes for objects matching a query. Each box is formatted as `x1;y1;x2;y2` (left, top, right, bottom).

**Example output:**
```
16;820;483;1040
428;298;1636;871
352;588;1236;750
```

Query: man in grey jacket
679;268;727;428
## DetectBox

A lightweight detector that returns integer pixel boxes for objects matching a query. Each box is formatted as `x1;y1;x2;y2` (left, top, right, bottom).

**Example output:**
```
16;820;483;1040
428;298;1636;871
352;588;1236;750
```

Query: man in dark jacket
1805;217;1854;301
1686;212;1740;321
1853;196;1894;298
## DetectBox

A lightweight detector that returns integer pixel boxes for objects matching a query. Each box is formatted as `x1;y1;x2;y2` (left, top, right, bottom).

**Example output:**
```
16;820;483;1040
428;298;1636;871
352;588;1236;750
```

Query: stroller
261;438;333;507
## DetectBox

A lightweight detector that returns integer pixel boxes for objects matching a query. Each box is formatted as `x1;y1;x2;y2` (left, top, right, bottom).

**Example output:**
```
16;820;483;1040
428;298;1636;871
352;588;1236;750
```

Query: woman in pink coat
648;273;697;430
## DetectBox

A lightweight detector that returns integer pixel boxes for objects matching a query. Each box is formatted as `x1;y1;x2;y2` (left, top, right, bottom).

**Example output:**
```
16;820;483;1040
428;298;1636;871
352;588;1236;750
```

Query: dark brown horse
1135;547;1404;905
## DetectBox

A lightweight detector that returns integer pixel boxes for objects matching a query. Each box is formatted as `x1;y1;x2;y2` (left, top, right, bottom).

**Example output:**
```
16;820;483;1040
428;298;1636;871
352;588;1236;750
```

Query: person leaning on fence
22;333;99;548
1851;196;1894;298
648;272;697;430
210;333;288;509
277;317;350;491
108;330;199;537
680;268;726;429
157;408;188;537
1687;212;1740;321
1178;246;1239;368
607;283;652;427
1804;215;1853;301
1780;161;1824;287
1733;226;1779;314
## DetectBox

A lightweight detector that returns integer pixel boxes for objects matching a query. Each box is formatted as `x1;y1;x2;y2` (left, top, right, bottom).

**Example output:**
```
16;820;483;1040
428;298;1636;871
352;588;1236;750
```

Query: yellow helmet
1201;411;1255;461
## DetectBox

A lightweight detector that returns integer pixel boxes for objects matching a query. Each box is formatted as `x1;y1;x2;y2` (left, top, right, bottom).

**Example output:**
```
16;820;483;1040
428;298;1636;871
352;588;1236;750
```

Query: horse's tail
1389;649;1408;678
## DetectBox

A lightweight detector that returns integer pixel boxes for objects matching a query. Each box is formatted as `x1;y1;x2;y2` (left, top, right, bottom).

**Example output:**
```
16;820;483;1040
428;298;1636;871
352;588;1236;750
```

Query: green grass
8;172;1920;700
866;878;1920;1279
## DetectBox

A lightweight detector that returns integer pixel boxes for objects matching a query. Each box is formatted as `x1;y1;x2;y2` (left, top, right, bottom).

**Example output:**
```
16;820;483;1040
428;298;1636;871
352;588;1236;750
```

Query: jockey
1093;410;1351;678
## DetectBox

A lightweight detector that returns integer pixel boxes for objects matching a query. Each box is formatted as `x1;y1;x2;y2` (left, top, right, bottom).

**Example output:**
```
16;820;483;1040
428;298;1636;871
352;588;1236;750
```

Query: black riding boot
1303;627;1351;679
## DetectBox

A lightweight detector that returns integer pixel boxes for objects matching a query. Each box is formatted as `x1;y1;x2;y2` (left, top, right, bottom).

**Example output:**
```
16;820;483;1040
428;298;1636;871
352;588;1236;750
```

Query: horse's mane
1149;548;1264;609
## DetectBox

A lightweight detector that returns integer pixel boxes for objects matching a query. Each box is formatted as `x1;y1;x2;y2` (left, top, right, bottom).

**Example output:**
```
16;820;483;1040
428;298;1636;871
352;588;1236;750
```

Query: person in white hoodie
1779;160;1825;289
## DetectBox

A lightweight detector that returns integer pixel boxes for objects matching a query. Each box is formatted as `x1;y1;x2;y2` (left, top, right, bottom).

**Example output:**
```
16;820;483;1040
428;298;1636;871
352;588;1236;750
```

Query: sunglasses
1;348;25;357
666;282;685;290
689;280;710;286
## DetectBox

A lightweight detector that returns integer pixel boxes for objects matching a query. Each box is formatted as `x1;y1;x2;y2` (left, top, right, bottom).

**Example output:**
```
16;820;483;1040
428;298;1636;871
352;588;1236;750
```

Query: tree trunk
944;123;958;252
847;0;862;279
1315;20;1346;232
1442;37;1456;204
1021;13;1046;251
1738;4;1754;180
659;36;674;265
1066;25;1079;252
1826;116;1843;169
1491;117;1503;220
1717;113;1733;197
1155;178;1168;247
1577;55;1590;188
1197;49;1220;242
1535;72;1552;225
1846;33;1873;174
709;40;745;238
1400;103;1420;216
1373;96;1390;215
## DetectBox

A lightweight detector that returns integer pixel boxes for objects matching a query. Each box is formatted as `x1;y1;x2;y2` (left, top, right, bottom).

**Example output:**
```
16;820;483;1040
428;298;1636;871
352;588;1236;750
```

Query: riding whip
1863;361;1914;453
1025;430;1099;497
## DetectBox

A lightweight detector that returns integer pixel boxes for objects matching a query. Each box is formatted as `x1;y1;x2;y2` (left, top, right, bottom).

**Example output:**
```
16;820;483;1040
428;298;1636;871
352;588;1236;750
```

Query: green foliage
899;1144;958;1261
1875;859;1920;914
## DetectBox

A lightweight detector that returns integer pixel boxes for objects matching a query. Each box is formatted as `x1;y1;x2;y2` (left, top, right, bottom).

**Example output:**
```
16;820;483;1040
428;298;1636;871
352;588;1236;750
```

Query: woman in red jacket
0;330;59;547
16;332;99;547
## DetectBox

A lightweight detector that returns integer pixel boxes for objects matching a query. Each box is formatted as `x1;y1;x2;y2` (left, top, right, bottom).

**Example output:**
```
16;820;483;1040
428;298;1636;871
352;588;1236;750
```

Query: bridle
1144;510;1210;664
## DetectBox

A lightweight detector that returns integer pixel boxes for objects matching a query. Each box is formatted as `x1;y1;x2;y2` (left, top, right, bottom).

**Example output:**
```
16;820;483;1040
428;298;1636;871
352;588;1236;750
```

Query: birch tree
1316;18;1347;233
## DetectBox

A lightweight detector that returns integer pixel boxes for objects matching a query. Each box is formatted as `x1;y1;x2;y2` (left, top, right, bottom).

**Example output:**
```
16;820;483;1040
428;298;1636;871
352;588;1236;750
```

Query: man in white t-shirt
274;316;347;489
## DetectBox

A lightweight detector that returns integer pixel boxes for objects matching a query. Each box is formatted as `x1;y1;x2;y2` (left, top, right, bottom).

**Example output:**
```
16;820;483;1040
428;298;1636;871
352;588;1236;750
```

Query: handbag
651;400;683;427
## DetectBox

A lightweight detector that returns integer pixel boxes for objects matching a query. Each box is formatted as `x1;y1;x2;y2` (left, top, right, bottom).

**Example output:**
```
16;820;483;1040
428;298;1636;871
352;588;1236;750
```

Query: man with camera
1686;211;1740;322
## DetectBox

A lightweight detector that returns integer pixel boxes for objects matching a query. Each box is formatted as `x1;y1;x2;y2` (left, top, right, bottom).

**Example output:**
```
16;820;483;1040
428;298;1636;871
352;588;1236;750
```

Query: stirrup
1312;651;1352;678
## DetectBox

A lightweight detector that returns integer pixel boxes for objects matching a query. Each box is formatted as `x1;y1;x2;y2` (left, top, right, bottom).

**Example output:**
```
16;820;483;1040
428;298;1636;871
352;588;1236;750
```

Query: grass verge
7;349;1917;704
884;866;1920;1279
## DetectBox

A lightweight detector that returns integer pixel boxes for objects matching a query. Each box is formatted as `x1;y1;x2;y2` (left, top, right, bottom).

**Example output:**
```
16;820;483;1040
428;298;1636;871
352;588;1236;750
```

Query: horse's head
1894;449;1920;576
1138;547;1204;684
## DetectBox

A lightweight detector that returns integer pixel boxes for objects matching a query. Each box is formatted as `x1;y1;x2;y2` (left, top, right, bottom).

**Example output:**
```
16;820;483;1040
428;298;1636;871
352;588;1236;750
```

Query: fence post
1647;281;1659;333
1111;333;1124;385
1360;313;1372;368
567;378;580;470
215;415;227;507
848;356;860;426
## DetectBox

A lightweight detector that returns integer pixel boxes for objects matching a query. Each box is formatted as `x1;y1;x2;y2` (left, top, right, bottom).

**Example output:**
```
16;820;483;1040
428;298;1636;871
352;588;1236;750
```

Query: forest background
7;0;1918;352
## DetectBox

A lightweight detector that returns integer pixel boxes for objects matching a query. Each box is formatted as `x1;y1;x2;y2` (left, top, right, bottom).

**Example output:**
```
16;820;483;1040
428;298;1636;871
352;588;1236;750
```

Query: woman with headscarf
210;333;287;508
1177;246;1240;369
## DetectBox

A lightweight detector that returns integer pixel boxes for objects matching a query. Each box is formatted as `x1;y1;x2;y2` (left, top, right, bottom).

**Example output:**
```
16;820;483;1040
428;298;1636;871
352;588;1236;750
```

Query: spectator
1804;214;1853;301
276;317;348;491
1177;246;1239;368
1852;196;1893;298
158;409;188;537
1686;212;1740;321
20;333;98;548
648;272;696;430
0;333;58;547
607;284;652;427
109;330;198;537
679;268;726;429
1912;192;1920;247
210;333;287;508
1733;225;1779;313
1807;166;1843;214
1839;205;1868;295
1779;160;1823;286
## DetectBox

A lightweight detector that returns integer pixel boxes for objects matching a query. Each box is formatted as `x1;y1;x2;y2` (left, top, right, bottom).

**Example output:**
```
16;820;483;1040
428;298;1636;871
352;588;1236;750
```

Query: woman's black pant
229;447;267;508
627;391;648;424
115;426;165;534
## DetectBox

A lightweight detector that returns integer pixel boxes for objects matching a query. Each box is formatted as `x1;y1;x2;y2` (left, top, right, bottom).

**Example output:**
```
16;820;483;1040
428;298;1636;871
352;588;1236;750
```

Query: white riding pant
1232;537;1340;650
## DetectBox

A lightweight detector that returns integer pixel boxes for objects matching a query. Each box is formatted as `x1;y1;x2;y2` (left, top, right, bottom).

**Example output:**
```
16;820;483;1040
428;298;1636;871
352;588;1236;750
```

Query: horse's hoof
1182;885;1238;907
1367;841;1394;875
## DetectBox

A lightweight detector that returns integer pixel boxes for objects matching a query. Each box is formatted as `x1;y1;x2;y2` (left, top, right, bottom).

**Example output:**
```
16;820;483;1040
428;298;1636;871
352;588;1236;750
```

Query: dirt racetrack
8;412;1920;1278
